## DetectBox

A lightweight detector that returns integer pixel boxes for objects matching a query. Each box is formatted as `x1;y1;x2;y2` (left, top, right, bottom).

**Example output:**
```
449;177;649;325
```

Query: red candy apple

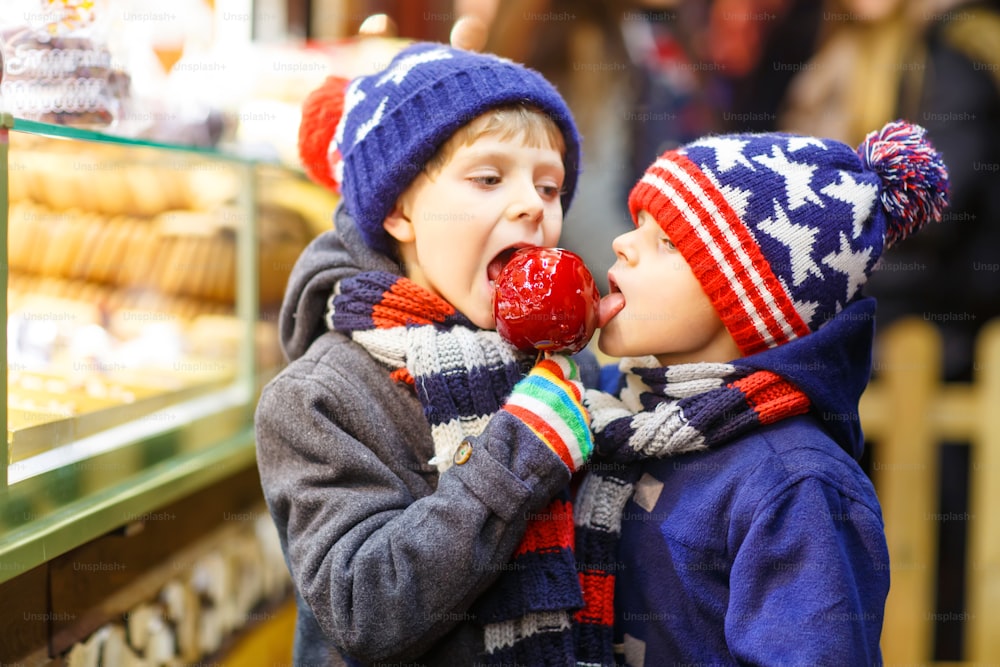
493;247;600;354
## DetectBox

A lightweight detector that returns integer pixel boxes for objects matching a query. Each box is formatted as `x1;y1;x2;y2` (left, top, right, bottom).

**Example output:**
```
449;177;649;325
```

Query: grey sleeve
254;364;570;662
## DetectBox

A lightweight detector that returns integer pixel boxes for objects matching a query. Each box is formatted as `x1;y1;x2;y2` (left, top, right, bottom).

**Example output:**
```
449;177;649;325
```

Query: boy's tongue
487;257;505;282
597;292;625;329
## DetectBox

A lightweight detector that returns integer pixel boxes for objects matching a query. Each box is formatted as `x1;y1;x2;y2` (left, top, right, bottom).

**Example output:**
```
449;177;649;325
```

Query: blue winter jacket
612;298;890;666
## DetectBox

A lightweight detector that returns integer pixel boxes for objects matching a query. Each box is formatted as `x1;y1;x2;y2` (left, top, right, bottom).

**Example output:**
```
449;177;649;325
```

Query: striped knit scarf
327;271;532;467
328;274;811;666
326;271;583;662
573;356;811;665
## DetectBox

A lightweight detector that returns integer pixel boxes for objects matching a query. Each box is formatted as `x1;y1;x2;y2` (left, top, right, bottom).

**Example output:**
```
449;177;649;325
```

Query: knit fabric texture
328;271;530;466
326;42;582;255
628;120;949;355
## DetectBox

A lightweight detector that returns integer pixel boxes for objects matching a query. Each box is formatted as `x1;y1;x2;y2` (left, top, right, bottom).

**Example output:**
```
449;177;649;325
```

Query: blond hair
424;104;566;176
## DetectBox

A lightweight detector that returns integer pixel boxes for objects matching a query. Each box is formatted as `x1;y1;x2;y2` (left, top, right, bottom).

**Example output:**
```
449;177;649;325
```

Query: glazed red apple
493;247;600;354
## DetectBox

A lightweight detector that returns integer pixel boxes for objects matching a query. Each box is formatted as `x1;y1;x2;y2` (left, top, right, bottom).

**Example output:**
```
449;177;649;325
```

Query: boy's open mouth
487;245;533;284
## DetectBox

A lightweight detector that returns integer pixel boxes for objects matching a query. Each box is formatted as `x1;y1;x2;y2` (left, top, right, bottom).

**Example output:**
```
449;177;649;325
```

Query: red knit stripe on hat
513;498;575;557
629;153;810;354
628;174;776;351
645;155;802;347
677;155;812;350
574;570;615;626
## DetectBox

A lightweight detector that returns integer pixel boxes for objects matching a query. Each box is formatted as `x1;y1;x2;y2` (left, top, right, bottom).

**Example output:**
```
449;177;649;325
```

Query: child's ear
383;202;416;243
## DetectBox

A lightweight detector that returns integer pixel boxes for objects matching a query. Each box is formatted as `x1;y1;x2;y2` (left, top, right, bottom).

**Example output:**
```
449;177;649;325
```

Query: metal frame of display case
0;112;263;585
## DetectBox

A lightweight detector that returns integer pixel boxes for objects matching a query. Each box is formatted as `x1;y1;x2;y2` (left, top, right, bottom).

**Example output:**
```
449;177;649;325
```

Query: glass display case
0;113;332;583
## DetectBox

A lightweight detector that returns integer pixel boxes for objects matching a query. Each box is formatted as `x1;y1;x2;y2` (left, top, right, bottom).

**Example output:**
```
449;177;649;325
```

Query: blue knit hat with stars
299;42;582;256
629;120;950;356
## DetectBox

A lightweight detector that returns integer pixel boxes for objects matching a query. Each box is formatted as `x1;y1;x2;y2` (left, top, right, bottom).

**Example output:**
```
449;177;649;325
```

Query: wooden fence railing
860;317;1000;665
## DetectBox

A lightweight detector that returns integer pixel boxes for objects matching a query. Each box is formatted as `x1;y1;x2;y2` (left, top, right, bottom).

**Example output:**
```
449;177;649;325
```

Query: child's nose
612;229;636;262
505;179;545;224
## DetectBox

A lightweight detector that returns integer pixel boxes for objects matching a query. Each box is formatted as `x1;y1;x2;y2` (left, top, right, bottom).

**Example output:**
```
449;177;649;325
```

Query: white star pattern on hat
631;123;947;351
687;136;756;173
377;48;453;86
336;79;366;145
820;172;879;239
789;291;820;325
753;144;825;210
787;136;827;152
354;97;387;143
353;49;455;144
703;169;752;219
757;199;824;286
822;231;874;302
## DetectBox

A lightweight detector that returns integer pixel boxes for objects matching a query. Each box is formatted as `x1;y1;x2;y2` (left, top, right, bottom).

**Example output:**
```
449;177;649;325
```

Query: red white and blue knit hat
298;42;582;256
628;120;950;356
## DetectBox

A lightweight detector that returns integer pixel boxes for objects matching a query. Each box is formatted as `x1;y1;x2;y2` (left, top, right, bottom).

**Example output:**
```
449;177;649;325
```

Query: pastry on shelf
0;27;117;127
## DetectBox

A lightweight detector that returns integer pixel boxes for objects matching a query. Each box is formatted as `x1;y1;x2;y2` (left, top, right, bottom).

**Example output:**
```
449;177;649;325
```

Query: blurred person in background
700;0;825;133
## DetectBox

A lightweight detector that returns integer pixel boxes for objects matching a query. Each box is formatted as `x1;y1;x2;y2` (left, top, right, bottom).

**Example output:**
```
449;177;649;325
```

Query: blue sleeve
726;477;890;665
570;347;602;389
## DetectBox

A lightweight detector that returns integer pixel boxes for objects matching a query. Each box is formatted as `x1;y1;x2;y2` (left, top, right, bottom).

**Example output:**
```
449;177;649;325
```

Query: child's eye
660;236;677;251
470;175;501;187
536;184;561;200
